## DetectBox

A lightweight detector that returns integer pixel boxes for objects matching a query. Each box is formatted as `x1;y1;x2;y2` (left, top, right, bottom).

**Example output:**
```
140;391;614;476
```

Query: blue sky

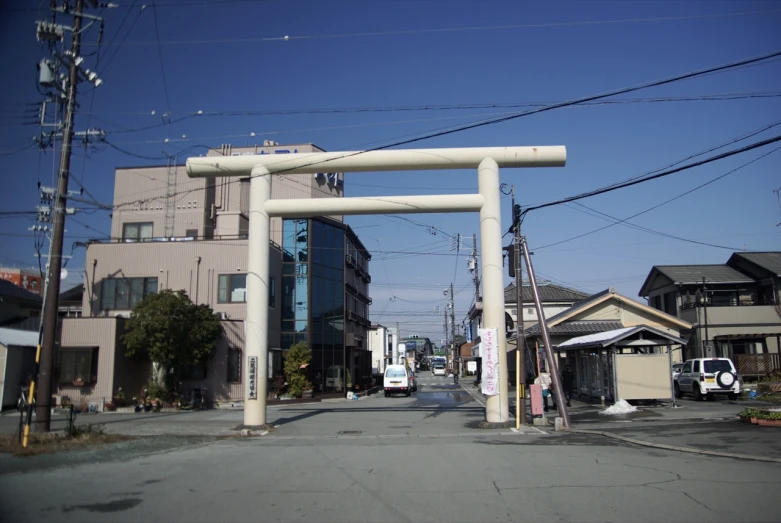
1;0;780;344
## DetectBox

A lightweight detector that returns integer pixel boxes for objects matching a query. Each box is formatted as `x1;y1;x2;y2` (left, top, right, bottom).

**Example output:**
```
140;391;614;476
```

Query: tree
123;290;222;392
283;341;312;398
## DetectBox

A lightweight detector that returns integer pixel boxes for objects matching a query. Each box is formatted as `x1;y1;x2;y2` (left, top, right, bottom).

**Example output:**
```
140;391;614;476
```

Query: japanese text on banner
479;328;499;396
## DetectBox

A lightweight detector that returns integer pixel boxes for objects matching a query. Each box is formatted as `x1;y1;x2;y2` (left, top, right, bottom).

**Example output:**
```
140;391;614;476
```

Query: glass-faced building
282;217;372;394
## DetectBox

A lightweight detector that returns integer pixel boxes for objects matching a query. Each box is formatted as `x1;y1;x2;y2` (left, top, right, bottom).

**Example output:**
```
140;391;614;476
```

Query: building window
228;349;242;382
186;229;198;239
58;348;98;384
218;274;247;303
122;222;153;241
100;277;158;310
269;276;276;308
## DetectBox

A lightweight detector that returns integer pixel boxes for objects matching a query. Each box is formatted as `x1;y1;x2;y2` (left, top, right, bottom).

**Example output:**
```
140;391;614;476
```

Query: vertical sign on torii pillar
186;146;566;427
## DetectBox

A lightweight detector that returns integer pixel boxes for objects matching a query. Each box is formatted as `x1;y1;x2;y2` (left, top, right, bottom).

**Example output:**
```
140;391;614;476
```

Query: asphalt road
2;377;781;523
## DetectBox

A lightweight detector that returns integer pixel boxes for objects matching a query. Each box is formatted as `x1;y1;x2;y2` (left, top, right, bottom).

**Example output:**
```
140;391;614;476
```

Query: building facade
639;252;781;377
57;143;373;407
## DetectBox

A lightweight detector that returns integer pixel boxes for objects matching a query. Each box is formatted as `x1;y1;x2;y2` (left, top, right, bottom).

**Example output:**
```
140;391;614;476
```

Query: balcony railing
679;298;776;310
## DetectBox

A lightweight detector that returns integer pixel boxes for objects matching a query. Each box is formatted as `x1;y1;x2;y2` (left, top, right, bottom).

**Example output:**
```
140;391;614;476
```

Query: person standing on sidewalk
535;371;553;412
562;365;574;407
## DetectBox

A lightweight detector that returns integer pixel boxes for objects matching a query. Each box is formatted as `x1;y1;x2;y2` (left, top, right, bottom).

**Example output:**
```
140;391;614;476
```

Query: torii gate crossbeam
186;146;566;427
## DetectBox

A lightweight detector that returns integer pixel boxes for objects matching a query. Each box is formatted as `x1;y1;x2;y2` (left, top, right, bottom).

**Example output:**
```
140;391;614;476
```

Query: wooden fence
735;354;781;377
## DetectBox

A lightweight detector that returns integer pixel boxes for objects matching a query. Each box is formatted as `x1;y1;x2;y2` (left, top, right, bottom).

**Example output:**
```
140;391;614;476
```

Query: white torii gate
186;146;566;427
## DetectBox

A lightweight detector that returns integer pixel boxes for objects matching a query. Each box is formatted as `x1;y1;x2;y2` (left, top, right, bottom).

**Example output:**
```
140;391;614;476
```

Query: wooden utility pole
34;0;85;434
511;189;526;426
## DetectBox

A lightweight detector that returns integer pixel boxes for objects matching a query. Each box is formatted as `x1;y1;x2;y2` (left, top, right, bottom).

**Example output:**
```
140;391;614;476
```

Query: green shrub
283;342;312;398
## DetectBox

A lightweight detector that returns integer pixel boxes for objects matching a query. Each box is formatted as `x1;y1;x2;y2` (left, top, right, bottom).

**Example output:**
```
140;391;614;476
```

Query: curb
572;428;781;464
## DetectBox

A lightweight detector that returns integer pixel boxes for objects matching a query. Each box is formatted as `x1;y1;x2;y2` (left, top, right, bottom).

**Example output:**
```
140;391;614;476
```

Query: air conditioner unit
219;312;229;320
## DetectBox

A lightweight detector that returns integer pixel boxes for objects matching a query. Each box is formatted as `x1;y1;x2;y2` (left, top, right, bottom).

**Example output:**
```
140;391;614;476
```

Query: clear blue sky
1;0;780;344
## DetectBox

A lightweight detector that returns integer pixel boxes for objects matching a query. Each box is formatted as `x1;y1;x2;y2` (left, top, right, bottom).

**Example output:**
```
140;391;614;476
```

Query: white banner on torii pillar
479;328;499;396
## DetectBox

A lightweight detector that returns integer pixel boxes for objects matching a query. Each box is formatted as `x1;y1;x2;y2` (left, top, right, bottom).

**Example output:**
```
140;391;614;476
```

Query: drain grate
338;430;362;435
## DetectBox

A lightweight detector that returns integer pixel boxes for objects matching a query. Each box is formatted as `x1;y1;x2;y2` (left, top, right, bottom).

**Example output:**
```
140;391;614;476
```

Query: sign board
479;328;499;396
405;341;417;351
397;344;406;355
248;356;258;400
467;361;477;373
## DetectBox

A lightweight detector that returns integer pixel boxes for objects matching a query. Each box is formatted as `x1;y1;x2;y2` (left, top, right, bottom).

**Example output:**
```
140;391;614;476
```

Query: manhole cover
338;430;362;435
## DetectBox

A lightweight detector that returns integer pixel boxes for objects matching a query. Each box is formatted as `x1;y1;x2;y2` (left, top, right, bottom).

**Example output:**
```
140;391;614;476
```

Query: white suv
675;357;740;400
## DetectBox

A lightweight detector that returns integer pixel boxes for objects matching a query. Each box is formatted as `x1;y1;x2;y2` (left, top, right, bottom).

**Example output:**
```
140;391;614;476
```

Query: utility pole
471;233;479;305
521;236;571;429
702;277;709;358
450;282;456;375
443;307;448;360
511;187;526;426
34;0;107;433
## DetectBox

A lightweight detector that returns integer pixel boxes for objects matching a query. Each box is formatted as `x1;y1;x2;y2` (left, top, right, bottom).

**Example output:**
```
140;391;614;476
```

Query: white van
384;365;411;397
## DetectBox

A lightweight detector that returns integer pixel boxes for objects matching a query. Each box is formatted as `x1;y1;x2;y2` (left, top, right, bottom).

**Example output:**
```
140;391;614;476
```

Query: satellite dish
60;268;68;280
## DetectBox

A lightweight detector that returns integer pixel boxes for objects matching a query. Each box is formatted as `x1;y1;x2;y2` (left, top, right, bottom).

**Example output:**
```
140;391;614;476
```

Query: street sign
248;356;258;400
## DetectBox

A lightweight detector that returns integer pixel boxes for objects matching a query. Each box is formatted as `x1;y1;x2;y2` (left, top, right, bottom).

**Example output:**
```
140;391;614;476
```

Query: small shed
0;328;38;410
555;325;687;404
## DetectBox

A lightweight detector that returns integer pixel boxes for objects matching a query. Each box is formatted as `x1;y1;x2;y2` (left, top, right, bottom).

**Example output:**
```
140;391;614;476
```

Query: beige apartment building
57;143;373;409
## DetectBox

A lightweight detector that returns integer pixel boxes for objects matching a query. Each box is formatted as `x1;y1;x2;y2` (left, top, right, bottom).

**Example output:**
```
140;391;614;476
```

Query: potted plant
756;410;781;427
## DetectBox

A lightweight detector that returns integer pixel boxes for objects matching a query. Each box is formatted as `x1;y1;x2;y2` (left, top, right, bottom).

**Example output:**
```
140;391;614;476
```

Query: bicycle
17;385;33;413
453;372;459;385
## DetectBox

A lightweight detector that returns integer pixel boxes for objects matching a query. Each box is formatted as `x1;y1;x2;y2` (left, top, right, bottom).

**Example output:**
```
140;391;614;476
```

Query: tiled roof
60;284;84;302
526;320;623;336
0;279;42;303
504;282;590;304
732;252;781;277
653;265;753;284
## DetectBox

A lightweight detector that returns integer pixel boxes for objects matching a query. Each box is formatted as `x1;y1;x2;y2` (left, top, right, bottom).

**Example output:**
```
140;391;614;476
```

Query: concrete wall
178;320;245;403
615;353;672;401
58;317;126;408
1;344;37;410
367;326;389;374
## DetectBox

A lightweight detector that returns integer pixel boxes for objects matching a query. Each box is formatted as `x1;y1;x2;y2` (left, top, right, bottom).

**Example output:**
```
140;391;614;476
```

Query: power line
533;145;781;251
103;50;781;218
150;0;173;113
78;8;781;46
523;134;781;216
82;90;781;120
97;4;147;74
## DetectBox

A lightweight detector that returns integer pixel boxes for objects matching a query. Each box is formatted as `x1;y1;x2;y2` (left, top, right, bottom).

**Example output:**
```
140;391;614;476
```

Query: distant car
433;364;446;376
384;365;411;397
671;363;684;381
675;357;740;401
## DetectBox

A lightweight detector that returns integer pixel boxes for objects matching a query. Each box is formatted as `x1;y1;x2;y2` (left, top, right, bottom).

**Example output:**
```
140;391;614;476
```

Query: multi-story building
639;251;781;377
58;143;373;407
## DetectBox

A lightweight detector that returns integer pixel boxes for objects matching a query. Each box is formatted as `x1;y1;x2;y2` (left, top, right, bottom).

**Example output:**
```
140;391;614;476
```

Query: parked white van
384;365;411;397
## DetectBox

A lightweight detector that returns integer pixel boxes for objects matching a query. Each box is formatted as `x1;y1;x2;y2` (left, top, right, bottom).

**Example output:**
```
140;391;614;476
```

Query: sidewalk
461;379;781;462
